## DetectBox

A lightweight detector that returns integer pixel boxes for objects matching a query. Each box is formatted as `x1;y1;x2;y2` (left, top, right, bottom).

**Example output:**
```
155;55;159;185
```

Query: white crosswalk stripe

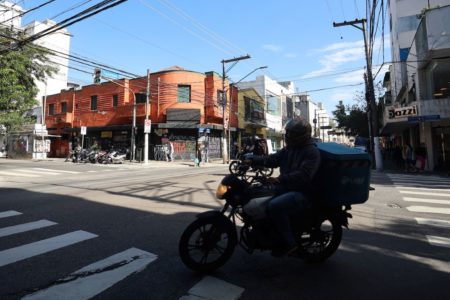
387;173;450;249
0;211;158;299
180;276;245;300
0;219;57;238
0;210;22;218
23;248;157;300
0;230;98;267
0;167;98;178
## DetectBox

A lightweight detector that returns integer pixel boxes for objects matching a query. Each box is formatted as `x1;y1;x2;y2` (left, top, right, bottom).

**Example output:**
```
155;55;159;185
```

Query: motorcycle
106;150;126;164
178;166;354;273
229;150;274;177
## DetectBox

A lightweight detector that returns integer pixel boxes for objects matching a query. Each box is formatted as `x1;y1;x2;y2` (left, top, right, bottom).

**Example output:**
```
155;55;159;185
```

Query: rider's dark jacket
252;139;321;195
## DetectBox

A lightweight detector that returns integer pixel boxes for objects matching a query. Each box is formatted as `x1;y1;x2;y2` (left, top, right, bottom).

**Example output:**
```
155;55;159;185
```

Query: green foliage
0;27;58;131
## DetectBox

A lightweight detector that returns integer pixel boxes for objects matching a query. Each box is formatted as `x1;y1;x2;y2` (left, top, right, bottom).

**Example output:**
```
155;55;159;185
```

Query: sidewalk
27;157;228;169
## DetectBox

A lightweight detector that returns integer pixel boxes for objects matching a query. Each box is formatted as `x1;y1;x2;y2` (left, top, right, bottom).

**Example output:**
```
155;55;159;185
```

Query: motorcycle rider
246;117;321;256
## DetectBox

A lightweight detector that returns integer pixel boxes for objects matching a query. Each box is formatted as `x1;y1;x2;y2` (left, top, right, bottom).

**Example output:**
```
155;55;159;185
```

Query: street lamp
221;54;251;164
228;66;268;161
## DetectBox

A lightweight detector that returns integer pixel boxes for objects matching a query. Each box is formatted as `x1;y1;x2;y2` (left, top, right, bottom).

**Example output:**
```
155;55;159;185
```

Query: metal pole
131;92;136;162
144;69;150;164
221;60;227;164
42;81;47;159
333;18;383;170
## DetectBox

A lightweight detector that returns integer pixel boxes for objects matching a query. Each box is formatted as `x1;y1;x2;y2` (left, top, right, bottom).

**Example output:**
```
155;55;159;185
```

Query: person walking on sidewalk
167;141;174;162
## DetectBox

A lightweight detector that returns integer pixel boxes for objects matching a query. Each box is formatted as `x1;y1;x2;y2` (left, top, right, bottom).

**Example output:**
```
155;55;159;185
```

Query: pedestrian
415;144;427;172
402;144;415;172
167;141;174;162
196;145;202;167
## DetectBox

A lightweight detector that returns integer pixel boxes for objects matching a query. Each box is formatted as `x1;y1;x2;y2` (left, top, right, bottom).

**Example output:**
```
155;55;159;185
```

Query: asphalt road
0;158;449;300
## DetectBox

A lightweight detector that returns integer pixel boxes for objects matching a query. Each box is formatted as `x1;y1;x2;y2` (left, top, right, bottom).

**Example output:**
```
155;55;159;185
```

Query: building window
244;96;265;123
61;102;67;113
217;90;225;106
178;85;191;103
135;93;147;104
431;60;450;99
91;95;97;111
266;93;281;115
112;94;118;107
48;104;54;115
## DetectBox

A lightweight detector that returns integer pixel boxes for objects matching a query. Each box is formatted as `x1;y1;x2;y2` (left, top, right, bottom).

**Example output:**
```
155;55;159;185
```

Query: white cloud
263;44;283;52
335;69;365;84
302;41;365;79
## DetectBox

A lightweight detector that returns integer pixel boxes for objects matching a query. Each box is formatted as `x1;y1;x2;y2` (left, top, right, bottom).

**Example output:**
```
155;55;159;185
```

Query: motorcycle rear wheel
298;217;342;263
179;217;236;272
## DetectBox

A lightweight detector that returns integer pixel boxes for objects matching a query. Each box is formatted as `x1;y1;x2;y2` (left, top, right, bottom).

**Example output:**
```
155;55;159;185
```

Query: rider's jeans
267;191;309;248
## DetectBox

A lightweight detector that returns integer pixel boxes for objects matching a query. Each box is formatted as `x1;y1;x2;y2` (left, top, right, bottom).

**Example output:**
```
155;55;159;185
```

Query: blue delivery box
314;142;371;207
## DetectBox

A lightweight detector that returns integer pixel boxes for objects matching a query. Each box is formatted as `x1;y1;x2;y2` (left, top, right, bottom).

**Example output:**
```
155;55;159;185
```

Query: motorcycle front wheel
297;217;342;263
179;217;236;272
229;161;240;174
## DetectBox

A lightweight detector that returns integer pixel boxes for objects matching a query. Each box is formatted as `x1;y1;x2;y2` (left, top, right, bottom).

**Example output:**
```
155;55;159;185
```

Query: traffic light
93;68;101;84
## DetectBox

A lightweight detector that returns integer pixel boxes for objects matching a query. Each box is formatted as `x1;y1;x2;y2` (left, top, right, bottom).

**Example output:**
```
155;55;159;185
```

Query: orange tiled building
45;67;238;161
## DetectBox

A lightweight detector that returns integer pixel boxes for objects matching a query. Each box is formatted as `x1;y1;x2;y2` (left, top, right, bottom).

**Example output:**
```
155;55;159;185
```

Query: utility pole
220;54;251;164
333;18;383;170
144;69;150;164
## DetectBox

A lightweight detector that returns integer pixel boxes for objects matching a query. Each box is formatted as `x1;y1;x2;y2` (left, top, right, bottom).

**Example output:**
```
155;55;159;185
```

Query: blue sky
21;0;390;115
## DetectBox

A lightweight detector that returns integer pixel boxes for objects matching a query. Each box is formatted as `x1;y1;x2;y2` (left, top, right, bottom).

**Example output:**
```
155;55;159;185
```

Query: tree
332;98;369;137
0;27;58;131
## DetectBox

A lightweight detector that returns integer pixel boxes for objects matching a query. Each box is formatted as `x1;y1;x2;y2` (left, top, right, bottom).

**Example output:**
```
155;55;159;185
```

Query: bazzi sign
388;105;417;119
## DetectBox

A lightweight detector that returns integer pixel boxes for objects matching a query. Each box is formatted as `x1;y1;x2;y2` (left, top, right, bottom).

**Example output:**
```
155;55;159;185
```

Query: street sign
320;125;332;129
81;126;87;135
198;128;204;133
144;120;151;133
408;115;440;123
206;128;210;134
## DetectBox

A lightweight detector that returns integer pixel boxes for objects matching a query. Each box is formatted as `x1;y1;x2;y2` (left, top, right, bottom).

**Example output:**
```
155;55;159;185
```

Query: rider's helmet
284;117;312;146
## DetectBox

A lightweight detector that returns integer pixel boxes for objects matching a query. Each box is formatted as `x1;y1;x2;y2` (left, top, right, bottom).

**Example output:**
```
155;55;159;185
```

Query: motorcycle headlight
216;183;229;199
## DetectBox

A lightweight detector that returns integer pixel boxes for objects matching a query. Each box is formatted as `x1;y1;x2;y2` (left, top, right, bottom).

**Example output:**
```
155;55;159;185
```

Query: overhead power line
0;0;56;25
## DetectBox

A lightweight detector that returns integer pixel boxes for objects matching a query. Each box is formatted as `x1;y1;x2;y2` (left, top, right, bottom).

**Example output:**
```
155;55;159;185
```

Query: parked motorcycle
229;150;273;177
106;150;126;164
179;142;371;273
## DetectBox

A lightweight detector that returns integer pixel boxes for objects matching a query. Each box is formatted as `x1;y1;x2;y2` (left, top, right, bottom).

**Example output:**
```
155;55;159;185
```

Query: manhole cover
386;203;401;208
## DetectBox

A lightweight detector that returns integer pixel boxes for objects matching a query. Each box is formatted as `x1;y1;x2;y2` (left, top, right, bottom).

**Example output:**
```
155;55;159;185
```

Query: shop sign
101;131;112;138
388;105;417;119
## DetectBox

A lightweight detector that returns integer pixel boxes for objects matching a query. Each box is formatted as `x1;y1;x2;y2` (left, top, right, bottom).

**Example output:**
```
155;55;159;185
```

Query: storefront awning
380;120;414;135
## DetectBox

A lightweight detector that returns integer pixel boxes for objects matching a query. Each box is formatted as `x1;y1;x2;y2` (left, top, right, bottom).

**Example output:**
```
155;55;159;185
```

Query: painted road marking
23;247;157;300
407;206;450;215
0;210;22;219
399;191;450;197
403;197;450;205
0;171;39;178
398;186;450;192
0;230;98;267
426;235;450;248
415;217;450;229
15;169;61;176
32;168;81;174
0;220;57;238
181;276;245;300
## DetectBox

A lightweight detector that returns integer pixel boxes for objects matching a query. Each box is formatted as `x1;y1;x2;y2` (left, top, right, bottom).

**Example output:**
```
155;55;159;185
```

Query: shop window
61;102;67;113
112;94;118;107
91;95;97;111
48;104;54;115
431;60;450;99
178;85;191;103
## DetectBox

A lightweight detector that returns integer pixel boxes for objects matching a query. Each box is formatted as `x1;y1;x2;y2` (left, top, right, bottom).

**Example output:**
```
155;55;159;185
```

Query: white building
0;1;71;122
237;76;295;150
382;1;450;171
293;94;332;142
